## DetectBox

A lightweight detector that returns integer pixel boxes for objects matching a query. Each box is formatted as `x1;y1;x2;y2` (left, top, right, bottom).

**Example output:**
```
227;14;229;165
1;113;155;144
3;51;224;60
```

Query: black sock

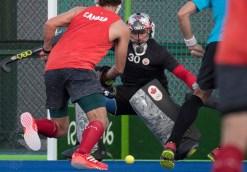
168;95;203;146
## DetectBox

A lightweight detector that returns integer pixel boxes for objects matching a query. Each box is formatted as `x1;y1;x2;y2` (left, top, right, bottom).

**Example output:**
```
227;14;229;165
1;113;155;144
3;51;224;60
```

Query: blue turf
0;160;246;172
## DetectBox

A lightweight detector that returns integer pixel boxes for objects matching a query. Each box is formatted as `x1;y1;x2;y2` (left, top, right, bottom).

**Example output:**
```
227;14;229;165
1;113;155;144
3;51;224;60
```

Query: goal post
47;0;57;161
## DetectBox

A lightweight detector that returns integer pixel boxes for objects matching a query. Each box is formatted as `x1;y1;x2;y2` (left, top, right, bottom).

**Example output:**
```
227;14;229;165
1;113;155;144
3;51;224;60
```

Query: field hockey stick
0;31;64;73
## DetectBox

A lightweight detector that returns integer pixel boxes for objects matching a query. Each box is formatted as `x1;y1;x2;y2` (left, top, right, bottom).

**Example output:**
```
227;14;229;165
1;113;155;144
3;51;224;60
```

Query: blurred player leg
213;0;247;171
213;67;247;172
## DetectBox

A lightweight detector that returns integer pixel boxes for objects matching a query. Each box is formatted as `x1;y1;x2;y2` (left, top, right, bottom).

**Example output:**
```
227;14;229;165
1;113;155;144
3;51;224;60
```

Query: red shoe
213;146;243;172
208;147;221;162
71;152;108;170
20;112;41;151
160;142;176;169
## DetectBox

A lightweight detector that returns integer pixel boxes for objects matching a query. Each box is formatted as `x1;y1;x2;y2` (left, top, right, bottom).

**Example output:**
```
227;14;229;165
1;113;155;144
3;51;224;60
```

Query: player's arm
43;7;86;51
163;48;197;91
106;20;130;80
172;64;197;91
178;1;204;57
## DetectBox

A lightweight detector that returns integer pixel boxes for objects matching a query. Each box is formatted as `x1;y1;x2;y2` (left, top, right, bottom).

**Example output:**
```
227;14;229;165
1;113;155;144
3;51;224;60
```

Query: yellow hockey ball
125;155;135;164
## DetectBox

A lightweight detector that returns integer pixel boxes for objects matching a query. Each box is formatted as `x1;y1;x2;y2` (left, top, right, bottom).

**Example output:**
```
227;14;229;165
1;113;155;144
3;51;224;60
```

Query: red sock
213;145;244;172
76;121;104;154
35;119;58;137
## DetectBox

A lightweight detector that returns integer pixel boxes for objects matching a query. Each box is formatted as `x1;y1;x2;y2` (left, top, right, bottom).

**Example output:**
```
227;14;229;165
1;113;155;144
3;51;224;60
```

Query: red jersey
215;0;247;65
45;6;121;71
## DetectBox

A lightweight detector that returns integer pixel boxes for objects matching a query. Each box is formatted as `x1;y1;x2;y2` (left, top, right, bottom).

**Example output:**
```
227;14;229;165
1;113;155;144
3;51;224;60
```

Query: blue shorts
45;68;104;110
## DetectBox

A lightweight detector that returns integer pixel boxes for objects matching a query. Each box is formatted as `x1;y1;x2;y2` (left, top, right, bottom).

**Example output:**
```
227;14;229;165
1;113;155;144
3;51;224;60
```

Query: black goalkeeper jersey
121;39;179;91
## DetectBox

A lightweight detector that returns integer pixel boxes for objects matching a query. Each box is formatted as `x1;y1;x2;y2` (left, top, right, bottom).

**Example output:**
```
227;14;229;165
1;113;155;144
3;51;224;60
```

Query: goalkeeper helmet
127;13;155;56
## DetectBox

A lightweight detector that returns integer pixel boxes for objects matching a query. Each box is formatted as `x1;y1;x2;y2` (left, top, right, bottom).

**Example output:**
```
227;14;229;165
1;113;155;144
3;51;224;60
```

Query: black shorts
45;68;104;110
197;42;218;90
114;85;141;115
216;65;247;115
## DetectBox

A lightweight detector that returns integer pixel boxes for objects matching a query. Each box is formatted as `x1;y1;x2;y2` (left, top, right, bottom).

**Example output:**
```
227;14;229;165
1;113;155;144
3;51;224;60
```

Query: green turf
0;155;47;160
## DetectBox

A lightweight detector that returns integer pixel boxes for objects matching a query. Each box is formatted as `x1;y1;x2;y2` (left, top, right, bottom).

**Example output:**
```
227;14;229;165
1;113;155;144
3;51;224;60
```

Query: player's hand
99;66;115;87
188;44;204;58
192;82;198;91
39;47;51;61
39;51;49;61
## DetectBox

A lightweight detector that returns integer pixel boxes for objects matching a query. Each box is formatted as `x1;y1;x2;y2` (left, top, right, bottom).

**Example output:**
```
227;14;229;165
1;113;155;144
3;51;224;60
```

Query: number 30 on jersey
128;53;141;63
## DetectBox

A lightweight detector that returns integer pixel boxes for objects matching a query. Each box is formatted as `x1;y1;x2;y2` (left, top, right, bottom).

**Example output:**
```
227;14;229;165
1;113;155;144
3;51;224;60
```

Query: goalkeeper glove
99;66;115;88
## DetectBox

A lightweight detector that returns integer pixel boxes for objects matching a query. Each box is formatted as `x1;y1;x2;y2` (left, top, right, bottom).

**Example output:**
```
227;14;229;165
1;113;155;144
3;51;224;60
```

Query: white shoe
20;112;41;151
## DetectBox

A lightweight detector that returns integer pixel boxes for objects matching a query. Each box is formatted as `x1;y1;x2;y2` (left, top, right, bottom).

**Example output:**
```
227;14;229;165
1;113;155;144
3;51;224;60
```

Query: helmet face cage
128;13;153;35
127;13;154;56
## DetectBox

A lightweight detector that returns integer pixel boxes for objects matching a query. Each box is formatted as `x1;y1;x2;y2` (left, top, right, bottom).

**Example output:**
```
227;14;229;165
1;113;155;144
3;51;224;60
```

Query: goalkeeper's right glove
99;66;115;88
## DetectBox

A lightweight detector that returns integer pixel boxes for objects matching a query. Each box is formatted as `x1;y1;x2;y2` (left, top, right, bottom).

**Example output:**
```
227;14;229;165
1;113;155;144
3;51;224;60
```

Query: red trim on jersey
172;64;196;90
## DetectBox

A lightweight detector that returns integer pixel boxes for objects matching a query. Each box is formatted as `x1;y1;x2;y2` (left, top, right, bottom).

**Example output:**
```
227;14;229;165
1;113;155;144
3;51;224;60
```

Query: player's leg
62;103;106;161
21;111;68;151
72;96;108;170
63;85;134;162
129;79;201;168
75;104;104;155
213;2;247;170
185;92;219;110
67;69;108;170
167;42;216;145
186;91;221;161
21;69;70;151
76;104;108;161
162;42;218;168
213;65;247;172
161;89;208;168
